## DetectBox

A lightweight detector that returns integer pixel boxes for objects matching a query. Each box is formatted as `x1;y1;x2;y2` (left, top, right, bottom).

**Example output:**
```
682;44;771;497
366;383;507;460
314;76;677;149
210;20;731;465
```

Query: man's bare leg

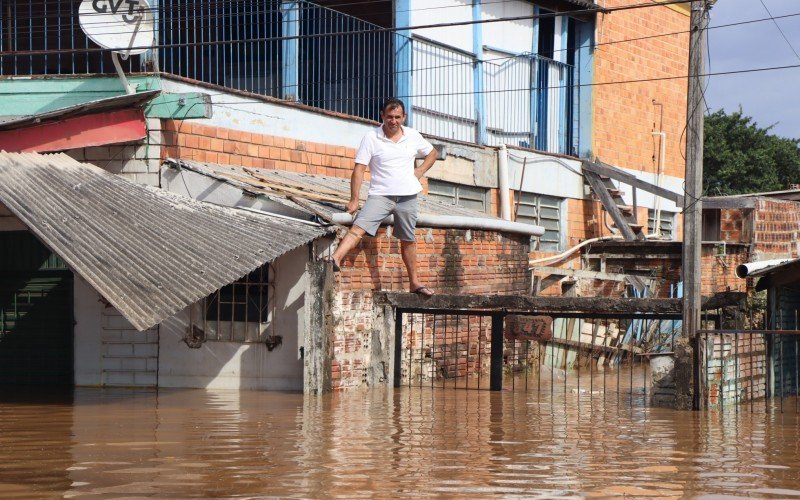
329;225;366;267
401;240;433;295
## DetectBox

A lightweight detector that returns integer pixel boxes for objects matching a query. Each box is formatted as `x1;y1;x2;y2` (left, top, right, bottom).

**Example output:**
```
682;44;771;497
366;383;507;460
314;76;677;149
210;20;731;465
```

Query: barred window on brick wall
515;193;562;252
199;264;273;343
427;180;488;213
648;209;675;240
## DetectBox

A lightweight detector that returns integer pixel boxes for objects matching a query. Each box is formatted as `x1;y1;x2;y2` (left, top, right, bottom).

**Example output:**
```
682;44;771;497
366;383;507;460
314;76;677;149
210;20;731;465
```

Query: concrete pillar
304;259;332;394
367;303;396;387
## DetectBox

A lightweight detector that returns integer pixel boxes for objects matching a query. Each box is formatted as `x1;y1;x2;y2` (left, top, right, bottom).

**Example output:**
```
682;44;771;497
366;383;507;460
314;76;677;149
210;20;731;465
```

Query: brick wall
701;244;749;295
160;120;358;179
720;208;747;243
752;199;800;259
331;228;531;390
593;1;689;178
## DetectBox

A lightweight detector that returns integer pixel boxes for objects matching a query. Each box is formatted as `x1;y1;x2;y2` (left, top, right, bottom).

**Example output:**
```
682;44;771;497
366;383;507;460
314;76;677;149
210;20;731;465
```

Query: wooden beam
701;197;757;209
584;169;638;240
375;291;745;315
583;160;685;206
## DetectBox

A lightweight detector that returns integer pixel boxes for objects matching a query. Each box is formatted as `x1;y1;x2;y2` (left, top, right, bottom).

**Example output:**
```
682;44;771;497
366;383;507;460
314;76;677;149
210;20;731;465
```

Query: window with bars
427;180;488;213
514;193;563;252
201;265;273;343
647;210;675;239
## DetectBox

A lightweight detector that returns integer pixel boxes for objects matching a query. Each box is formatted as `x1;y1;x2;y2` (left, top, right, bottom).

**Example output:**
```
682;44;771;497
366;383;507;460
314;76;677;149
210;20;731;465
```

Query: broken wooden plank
584;160;685;206
584;169;638;240
531;265;633;282
215;171;349;204
244;168;347;198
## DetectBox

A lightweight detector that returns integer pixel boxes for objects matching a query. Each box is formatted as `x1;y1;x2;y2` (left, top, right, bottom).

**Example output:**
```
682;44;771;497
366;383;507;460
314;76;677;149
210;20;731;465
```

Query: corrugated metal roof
0;152;330;331
0;90;160;131
168;158;504;221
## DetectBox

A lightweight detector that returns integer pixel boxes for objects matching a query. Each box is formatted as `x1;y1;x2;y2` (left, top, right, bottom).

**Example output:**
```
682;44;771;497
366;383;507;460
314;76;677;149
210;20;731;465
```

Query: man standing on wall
324;98;439;296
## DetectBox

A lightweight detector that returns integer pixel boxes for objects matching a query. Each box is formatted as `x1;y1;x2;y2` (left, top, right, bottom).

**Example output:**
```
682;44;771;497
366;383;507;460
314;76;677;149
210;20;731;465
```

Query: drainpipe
652;131;666;235
498;144;511;220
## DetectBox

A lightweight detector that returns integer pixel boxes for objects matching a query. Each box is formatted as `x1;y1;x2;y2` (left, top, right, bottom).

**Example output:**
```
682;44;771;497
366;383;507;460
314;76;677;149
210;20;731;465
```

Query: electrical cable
758;0;800;62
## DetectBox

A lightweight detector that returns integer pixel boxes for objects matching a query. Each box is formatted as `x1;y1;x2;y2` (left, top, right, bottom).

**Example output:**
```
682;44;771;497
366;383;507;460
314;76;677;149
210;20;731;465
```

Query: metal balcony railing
0;0;578;154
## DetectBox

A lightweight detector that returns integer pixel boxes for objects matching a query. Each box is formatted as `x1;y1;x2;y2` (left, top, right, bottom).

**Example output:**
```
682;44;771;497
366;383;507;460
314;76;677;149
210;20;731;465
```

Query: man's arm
346;163;367;214
414;148;439;179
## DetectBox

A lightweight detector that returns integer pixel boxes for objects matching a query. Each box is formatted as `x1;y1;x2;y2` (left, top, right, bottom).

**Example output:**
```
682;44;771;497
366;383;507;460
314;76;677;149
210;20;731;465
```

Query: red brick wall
752;199;800;258
331;228;531;389
720;209;747;243
161;120;358;178
593;1;690;179
701;245;749;295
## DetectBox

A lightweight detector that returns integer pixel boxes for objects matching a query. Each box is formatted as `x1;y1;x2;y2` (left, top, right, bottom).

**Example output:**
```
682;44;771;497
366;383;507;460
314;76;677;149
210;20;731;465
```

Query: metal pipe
498;144;511;220
735;258;795;278
652;130;666;236
330;212;544;236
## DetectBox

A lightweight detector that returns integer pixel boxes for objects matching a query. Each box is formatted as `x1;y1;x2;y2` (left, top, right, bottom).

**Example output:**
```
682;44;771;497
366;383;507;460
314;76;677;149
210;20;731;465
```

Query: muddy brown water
1;384;799;498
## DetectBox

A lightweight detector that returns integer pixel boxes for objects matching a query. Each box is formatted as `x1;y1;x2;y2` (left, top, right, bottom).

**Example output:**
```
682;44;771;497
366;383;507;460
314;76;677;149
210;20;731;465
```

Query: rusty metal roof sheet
167;158;503;220
0;152;330;331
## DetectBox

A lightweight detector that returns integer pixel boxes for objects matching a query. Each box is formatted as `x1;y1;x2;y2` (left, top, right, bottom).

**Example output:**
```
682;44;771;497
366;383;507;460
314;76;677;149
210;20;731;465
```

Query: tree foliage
703;109;800;195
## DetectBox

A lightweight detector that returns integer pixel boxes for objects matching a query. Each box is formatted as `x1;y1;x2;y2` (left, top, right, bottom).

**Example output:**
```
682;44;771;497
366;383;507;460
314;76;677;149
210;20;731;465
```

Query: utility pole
682;0;710;411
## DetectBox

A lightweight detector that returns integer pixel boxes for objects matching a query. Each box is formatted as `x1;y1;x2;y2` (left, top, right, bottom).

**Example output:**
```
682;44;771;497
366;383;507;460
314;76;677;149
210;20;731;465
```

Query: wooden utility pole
683;0;710;410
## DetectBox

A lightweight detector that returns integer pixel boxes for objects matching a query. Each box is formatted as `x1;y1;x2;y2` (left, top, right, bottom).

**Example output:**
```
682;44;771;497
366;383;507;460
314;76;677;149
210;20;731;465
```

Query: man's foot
321;255;341;272
411;286;434;297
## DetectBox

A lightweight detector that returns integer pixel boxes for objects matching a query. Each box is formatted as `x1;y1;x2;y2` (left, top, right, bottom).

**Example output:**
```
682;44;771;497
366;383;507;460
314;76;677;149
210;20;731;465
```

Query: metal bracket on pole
111;52;136;95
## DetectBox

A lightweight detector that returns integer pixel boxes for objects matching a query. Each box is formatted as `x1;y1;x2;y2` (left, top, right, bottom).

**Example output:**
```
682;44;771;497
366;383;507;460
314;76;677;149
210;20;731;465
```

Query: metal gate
0;231;73;386
393;309;663;406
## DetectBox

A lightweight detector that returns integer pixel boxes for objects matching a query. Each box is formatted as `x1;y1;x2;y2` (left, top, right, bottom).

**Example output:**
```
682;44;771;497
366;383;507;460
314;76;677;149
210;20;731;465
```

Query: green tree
703;109;800;195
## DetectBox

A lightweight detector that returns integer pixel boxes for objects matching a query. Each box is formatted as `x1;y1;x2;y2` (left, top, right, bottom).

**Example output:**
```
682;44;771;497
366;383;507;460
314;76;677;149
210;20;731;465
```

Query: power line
758;0;800;62
0;0;687;57
146;60;800;111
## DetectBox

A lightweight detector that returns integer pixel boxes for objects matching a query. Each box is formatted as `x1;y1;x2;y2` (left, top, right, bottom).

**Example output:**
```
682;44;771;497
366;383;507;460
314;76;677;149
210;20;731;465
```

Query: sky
706;0;800;139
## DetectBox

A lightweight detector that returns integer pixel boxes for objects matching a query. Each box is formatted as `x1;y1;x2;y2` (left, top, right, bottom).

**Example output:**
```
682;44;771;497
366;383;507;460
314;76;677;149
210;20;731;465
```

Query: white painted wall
482;1;534;54
159;77;374;150
73;276;159;387
73;276;103;386
409;0;473;53
157;245;309;390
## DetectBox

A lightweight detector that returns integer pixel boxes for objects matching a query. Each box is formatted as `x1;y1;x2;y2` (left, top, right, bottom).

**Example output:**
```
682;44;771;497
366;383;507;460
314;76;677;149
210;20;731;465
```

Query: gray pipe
330;212;544;236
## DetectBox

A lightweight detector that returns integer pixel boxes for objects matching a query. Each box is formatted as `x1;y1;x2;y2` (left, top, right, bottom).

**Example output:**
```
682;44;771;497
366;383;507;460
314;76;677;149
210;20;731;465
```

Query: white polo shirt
354;125;434;196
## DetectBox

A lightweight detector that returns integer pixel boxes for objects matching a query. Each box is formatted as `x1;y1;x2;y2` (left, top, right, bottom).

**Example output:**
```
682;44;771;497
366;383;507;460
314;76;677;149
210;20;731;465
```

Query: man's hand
415;148;439;179
346;199;360;214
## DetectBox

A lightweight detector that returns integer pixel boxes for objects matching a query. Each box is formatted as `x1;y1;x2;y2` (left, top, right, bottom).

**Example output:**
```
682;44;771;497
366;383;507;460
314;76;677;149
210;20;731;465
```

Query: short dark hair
381;98;406;114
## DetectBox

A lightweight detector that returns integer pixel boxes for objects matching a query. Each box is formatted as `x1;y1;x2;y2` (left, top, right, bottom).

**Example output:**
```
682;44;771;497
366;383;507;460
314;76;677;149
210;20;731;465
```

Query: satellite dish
78;0;154;56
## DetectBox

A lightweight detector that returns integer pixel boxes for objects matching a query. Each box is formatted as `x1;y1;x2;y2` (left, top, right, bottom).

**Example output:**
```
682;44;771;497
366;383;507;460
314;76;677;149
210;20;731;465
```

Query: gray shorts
352;194;419;241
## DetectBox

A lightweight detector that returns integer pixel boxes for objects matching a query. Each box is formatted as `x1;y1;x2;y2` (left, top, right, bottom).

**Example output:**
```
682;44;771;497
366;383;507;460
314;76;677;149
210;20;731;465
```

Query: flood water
1;384;800;498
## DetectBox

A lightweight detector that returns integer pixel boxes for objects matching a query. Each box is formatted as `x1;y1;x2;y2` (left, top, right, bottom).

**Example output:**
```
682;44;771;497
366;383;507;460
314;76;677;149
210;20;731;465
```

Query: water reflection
0;387;798;497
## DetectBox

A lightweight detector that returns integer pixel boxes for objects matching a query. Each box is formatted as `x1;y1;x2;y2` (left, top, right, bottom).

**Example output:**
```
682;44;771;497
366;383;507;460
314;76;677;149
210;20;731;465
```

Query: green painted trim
0;75;162;116
145;93;213;119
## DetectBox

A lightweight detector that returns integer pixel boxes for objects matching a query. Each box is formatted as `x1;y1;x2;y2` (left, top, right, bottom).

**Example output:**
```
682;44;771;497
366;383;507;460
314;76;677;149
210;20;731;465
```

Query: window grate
515;193;562;252
200;264;273;343
427;180;488;213
647;209;674;240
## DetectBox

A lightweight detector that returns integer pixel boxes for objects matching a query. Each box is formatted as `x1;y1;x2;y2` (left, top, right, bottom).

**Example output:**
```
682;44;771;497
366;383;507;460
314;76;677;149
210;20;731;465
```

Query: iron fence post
490;312;504;391
394;307;403;388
